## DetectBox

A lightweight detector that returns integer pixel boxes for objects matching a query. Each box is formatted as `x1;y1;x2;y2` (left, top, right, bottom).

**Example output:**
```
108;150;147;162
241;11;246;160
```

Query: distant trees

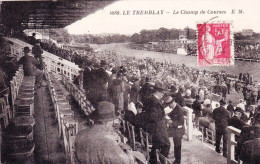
131;27;197;44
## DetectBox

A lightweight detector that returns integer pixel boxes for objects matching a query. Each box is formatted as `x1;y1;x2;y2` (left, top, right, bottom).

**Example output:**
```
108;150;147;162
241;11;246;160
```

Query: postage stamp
197;21;234;66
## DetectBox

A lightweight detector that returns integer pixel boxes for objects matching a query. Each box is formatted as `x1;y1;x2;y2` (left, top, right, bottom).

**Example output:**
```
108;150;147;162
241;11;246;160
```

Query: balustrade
227;126;241;164
5;37;81;81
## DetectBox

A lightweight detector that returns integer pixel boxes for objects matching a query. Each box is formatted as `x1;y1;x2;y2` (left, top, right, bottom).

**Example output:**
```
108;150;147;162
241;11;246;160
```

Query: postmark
197;20;234;66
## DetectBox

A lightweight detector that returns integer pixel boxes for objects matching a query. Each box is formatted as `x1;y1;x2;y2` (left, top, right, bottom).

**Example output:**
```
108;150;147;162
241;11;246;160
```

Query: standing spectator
175;87;185;107
227;101;235;116
32;40;43;70
212;99;231;157
165;96;185;164
240;125;260;164
192;95;202;123
148;91;170;164
237;111;260;157
17;47;44;88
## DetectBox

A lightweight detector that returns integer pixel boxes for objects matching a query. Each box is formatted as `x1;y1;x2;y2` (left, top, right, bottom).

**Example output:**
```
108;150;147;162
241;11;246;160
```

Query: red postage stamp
197;22;234;66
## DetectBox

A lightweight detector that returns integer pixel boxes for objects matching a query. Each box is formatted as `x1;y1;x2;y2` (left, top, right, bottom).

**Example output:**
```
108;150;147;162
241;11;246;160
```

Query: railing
62;75;95;116
5;37;82;81
183;106;193;141
227;126;241;164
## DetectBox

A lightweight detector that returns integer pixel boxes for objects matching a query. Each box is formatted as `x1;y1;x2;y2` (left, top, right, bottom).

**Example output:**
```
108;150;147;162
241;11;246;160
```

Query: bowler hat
219;99;226;106
96;101;115;122
23;47;31;53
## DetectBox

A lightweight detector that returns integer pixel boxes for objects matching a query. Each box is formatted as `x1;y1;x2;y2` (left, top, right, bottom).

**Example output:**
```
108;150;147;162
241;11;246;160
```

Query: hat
100;60;107;66
154;82;165;91
96;101;115;122
170;85;177;93
164;96;175;105
23;47;31;53
219;99;226;106
235;107;244;114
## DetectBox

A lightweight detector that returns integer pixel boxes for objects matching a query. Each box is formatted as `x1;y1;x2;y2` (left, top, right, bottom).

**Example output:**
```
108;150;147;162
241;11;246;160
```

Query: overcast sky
66;0;260;35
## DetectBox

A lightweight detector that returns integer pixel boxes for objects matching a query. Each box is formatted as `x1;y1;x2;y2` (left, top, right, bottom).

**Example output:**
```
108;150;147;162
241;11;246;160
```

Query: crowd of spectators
71;49;260;162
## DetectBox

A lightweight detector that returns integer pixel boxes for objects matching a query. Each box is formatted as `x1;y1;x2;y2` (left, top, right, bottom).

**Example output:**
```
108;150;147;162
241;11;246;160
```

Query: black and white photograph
0;0;260;163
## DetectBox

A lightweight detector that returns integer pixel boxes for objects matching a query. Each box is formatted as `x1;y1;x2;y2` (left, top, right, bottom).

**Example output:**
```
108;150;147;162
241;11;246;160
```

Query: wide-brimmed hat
23;47;31;53
96;101;116;122
234;107;244;114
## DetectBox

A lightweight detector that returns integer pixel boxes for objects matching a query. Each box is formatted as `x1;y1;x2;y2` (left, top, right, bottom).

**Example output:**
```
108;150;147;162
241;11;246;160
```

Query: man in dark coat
237;113;260;157
175;87;185;107
239;125;260;164
192;95;202;123
147;90;170;164
212;99;231;157
32;40;43;70
227;101;234;116
228;107;246;130
164;96;185;164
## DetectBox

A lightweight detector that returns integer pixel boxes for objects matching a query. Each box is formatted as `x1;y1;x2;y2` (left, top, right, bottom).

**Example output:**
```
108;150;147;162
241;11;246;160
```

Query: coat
227;116;246;130
237;125;255;155
212;106;231;131
168;104;185;138
75;125;135;164
240;139;260;164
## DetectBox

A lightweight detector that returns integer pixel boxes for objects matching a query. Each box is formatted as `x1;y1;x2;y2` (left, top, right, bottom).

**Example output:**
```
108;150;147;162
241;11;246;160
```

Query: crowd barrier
43;65;79;163
227;126;241;164
5;37;82;81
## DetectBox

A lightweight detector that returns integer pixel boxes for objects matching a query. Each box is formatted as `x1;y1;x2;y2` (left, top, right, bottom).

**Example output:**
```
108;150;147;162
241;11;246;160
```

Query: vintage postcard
0;0;260;164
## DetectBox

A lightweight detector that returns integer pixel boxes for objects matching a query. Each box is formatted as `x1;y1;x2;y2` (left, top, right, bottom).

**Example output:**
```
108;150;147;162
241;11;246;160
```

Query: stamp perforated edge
196;19;234;67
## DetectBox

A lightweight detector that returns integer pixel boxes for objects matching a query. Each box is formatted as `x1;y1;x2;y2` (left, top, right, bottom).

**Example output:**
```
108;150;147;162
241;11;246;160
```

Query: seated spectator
237;99;246;111
240;125;260;164
17;47;44;88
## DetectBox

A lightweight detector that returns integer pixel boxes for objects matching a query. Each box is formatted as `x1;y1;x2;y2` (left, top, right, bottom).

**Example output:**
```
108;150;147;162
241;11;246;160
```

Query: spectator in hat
32;40;43;70
192;95;202;123
164;96;185;164
227;101;235;116
228;107;246;130
17;46;44;88
146;87;170;164
184;89;194;108
75;101;135;164
240;125;260;164
212;99;231;157
237;113;260;157
175;87;185;107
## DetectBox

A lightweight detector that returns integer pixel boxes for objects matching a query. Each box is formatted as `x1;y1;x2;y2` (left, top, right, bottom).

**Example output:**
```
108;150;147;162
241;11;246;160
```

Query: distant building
242;29;254;36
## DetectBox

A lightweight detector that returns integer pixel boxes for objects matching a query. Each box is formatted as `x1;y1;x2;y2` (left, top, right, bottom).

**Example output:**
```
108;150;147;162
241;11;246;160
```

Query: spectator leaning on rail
212;99;231;157
239;124;260;164
17;47;44;88
75;101;135;164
